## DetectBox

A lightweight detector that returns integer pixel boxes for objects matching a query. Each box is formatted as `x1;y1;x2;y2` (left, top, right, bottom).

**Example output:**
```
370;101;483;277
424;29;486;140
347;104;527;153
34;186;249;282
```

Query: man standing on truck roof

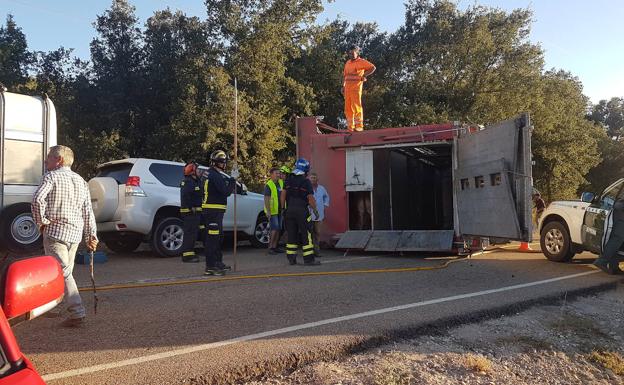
342;45;376;132
31;145;98;328
280;158;321;266
202;150;236;276
179;162;202;263
594;198;624;275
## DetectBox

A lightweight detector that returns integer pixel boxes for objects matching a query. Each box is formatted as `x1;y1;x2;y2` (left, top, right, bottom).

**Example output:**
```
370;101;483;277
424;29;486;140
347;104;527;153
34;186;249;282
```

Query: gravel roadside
249;283;624;385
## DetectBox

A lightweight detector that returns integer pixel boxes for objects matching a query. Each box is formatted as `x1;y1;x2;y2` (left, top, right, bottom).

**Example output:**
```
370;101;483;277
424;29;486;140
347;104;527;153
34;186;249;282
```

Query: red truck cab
0;256;65;384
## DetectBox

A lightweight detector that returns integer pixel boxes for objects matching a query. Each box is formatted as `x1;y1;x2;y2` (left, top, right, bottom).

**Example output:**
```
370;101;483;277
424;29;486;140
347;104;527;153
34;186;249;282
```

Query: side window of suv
600;182;623;210
149;163;184;187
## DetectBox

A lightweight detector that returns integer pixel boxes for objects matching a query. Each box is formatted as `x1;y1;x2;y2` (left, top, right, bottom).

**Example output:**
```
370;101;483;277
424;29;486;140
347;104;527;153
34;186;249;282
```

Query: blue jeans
269;215;281;231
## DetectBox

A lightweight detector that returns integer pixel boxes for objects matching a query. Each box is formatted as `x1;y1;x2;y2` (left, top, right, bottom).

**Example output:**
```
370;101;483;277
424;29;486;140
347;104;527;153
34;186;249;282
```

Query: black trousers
602;219;624;262
181;213;200;260
203;210;225;268
284;205;315;263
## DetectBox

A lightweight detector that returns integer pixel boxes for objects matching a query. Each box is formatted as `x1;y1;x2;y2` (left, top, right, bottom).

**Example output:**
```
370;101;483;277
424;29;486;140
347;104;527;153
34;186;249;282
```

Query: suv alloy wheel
150;217;185;257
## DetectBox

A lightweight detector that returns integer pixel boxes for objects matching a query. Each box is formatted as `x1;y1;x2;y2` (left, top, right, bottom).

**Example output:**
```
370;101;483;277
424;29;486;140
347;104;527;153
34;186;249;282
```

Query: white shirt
311;184;330;222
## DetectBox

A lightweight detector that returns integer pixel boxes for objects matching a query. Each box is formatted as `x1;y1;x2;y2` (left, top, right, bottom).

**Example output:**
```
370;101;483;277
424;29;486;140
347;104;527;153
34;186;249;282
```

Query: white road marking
43;270;599;382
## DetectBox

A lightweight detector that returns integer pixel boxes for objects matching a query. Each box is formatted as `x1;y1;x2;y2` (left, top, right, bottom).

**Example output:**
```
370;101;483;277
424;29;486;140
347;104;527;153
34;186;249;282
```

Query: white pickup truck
539;179;624;262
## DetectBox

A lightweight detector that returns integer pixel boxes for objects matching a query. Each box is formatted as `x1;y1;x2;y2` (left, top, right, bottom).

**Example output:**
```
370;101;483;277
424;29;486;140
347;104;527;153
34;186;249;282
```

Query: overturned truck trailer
296;114;533;253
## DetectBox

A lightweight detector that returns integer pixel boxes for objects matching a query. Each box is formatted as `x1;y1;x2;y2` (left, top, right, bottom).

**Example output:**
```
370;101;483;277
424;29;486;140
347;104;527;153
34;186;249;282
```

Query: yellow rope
79;256;468;292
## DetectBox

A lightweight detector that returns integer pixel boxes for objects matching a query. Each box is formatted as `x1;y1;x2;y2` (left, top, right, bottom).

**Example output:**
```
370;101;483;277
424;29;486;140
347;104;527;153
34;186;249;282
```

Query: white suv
88;158;270;257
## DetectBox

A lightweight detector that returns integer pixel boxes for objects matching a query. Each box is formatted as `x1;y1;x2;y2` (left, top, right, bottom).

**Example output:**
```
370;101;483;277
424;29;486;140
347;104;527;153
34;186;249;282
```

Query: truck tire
250;214;270;249
150;217;184;257
540;221;575;262
104;236;142;254
0;204;42;254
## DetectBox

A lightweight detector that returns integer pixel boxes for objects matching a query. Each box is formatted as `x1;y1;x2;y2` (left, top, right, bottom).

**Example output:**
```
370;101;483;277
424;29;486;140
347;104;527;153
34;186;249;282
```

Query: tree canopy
0;0;619;198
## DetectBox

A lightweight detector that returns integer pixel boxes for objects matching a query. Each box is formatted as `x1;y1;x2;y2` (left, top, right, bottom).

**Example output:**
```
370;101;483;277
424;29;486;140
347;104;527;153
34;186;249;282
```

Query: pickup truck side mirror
580;192;595;203
2;256;64;321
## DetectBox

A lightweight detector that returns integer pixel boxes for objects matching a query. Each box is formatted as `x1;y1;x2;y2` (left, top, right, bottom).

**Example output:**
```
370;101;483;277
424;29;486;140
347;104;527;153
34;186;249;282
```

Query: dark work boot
205;268;225;276
287;257;297;265
217;262;231;271
593;258;620;275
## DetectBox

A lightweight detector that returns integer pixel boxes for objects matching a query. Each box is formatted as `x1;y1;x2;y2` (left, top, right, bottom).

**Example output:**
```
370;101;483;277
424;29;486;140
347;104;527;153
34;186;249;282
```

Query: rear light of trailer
125;176;147;197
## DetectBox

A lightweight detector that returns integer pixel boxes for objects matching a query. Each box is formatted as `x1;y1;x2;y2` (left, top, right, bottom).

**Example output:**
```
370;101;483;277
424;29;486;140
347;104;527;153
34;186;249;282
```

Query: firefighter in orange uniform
342;45;376;131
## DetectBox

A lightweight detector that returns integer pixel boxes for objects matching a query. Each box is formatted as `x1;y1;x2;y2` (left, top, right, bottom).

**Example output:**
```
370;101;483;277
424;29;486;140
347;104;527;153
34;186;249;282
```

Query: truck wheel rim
11;213;40;245
255;221;270;244
545;228;564;254
161;224;183;251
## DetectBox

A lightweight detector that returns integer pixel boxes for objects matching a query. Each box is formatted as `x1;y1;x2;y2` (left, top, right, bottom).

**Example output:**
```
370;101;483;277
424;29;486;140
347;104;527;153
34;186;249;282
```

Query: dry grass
589;350;624;375
373;358;414;385
464;353;492;374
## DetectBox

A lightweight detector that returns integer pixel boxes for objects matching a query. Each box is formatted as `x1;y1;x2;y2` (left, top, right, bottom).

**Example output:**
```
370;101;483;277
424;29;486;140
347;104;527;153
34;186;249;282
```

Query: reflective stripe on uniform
199;225;206;229
208;230;220;235
303;250;314;257
203;179;209;204
183;251;195;257
286;250;298;255
303;244;314;251
286;244;298;249
202;204;227;210
180;208;191;213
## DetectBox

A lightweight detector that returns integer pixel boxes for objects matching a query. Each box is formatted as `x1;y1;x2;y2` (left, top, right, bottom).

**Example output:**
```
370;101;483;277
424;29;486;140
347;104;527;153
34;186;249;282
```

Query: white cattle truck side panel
0;90;57;252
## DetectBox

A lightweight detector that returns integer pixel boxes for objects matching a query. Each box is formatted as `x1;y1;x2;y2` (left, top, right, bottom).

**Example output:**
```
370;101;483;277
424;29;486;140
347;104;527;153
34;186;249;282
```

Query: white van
0;88;57;253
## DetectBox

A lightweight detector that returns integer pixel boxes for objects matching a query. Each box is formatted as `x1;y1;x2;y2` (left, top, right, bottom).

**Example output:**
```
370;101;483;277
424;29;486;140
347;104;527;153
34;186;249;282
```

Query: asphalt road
13;245;621;385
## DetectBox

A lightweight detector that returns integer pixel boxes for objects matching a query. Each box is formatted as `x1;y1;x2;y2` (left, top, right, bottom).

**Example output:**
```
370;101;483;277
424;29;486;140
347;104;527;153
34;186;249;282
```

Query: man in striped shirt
32;145;98;327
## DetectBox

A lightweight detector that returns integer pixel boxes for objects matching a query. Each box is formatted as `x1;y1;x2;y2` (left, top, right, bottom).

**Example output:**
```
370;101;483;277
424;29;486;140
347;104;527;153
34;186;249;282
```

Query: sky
1;0;623;103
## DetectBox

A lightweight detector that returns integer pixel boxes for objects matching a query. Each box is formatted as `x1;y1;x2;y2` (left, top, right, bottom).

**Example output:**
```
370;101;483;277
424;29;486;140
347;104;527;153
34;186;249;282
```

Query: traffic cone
518;242;532;251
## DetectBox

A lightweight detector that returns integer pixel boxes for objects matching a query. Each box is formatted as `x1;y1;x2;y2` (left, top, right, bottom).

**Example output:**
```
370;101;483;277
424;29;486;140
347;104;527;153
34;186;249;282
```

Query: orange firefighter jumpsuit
343;57;375;131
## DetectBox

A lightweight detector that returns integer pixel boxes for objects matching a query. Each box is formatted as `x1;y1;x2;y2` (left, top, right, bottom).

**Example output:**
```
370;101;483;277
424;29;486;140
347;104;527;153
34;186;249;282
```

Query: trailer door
455;114;532;242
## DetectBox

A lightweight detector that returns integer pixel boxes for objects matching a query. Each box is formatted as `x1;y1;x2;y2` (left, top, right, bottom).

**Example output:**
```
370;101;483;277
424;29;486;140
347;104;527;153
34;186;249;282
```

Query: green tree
589;97;624;140
585;97;624;191
90;0;145;156
585;135;624;193
0;15;34;90
391;0;543;126
530;70;601;201
205;0;323;183
143;9;218;162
